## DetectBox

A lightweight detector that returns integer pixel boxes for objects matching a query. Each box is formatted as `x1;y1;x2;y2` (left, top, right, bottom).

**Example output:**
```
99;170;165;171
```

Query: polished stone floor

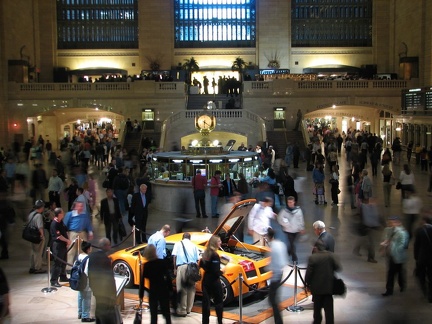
2;151;432;323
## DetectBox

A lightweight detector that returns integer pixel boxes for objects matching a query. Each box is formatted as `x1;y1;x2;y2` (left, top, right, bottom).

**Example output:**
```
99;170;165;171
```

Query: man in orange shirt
192;170;208;218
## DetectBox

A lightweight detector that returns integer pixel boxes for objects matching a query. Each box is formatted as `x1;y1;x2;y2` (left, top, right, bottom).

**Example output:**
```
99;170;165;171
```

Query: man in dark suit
414;215;432;302
100;188;122;244
312;220;335;253
129;183;152;244
88;238;117;324
306;239;342;324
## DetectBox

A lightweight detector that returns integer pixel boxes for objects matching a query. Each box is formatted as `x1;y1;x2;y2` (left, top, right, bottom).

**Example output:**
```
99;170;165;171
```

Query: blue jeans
78;289;92;319
211;195;219;216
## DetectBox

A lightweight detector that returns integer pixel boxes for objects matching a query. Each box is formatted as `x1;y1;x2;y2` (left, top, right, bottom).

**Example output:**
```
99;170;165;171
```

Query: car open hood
213;199;256;243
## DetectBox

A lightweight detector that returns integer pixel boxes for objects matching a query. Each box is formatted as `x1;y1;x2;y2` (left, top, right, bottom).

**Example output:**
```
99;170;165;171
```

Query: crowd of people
1;120;432;323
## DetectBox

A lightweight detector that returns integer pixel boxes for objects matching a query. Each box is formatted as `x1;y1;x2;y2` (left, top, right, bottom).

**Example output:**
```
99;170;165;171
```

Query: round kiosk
149;149;260;213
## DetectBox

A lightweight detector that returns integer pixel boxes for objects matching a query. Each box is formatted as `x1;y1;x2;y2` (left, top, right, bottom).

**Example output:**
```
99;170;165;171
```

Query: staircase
266;130;306;158
187;94;237;110
122;132;142;153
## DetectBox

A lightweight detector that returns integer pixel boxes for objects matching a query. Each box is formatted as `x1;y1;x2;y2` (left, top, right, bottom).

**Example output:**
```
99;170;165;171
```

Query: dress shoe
382;292;393;297
59;276;69;282
29;268;35;274
367;259;378;263
202;215;208;218
81;318;96;322
51;282;62;288
172;312;187;317
196;214;201;218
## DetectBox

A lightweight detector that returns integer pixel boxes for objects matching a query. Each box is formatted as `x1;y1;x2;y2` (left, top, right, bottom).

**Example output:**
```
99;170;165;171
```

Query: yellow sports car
109;199;272;304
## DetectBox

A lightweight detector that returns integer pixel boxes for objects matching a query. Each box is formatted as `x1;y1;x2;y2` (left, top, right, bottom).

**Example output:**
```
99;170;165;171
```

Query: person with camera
172;232;199;317
28;200;46;274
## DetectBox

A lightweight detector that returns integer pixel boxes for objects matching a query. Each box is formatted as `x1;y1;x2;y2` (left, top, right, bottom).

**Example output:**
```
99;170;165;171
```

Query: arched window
57;0;138;49
174;0;256;48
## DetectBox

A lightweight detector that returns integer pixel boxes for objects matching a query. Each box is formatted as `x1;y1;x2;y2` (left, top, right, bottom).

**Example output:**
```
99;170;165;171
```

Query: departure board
426;89;432;110
402;89;423;110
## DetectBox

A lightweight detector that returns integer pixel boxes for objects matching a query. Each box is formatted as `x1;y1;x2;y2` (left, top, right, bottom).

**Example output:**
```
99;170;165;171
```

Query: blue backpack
69;256;89;291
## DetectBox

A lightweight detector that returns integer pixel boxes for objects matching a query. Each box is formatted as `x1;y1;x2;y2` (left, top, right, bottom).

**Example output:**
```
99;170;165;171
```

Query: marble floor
2;152;432;323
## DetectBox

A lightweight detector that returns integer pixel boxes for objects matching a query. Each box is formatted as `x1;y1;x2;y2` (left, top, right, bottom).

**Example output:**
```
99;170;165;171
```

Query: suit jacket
222;178;237;196
305;251;341;295
414;224;432;264
88;250;116;300
100;197;121;223
129;190;151;228
315;231;335;252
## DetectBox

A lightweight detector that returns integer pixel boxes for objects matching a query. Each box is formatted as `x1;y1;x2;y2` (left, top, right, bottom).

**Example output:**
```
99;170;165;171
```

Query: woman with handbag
382;164;394;207
399;164;415;200
199;236;224;324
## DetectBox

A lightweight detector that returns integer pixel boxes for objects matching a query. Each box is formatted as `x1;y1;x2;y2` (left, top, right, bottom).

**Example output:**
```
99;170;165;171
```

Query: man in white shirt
172;232;199;316
247;197;275;245
47;169;64;208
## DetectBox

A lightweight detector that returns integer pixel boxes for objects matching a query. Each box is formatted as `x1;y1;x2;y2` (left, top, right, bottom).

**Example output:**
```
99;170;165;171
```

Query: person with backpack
49;208;70;287
172;232;199;317
76;241;94;322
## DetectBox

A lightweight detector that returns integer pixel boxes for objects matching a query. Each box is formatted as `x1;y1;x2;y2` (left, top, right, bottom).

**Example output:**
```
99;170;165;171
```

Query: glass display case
150;151;260;182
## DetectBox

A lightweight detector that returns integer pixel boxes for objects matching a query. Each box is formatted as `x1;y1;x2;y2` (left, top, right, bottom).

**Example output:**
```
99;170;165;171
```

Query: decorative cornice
292;49;372;55
58;51;139;57
174;50;256;56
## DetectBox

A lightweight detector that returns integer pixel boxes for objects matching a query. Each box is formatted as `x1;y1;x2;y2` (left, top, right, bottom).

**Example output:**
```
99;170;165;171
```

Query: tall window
57;0;138;49
291;0;372;47
174;0;256;48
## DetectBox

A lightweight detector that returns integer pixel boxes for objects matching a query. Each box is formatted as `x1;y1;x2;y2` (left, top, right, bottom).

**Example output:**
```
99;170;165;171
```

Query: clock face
197;115;213;130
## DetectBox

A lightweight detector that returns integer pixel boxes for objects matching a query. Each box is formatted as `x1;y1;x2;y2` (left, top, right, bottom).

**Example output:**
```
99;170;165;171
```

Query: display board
402;87;432;113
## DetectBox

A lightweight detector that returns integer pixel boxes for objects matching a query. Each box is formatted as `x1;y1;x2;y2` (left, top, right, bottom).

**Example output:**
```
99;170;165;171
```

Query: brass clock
195;113;216;133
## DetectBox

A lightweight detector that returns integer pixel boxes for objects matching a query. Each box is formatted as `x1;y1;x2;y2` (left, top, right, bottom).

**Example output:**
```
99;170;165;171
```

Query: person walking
28;200;47;274
191;169;207;218
172;232;199;317
129;183;152;244
360;169;372;203
100;188;122;244
141;244;172;324
382;164;394;207
402;189;422;241
88;238;117;324
49;208;70;287
352;199;381;263
63;202;94;271
47;169;64;208
305;239;342;324
147;224;171;259
399;164;415;199
210;170;223;218
222;172;237;202
329;165;339;206
312;221;335;252
247;197;275;246
414;215;432;303
277;196;305;263
381;216;409;297
267;227;289;324
200;236;224;324
77;241;94;322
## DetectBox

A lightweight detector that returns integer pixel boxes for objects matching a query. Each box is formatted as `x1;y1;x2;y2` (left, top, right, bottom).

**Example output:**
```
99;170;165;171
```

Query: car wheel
220;276;234;305
112;260;134;288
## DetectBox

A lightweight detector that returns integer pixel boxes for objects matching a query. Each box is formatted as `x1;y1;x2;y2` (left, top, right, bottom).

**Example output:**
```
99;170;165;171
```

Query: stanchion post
287;261;304;312
132;225;136;247
41;247;57;293
232;274;251;324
